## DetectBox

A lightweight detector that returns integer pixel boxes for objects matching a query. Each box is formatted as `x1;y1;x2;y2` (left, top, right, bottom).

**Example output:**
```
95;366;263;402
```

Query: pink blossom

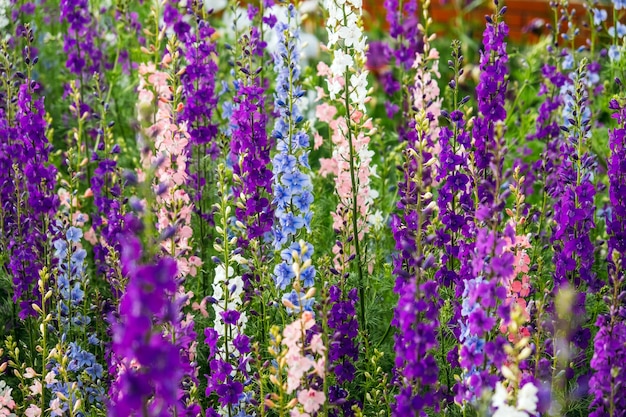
290;409;310;417
313;132;324;150
297;388;326;413
28;379;42;396
24;405;41;417
315;103;337;123
309;334;325;355
316;62;332;77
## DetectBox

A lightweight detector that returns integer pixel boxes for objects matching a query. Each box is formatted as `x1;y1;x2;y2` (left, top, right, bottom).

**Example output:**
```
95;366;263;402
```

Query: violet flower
384;0;422;71
60;0;104;76
472;4;509;207
1;28;58;318
434;40;474;396
456;2;515;403
325;284;360;417
230;26;273;245
391;16;443;410
382;0;423;134
551;59;597;293
108;232;185;416
589;97;626;417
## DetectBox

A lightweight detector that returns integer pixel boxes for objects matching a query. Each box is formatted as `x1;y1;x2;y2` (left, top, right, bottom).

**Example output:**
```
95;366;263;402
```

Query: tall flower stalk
589;96;626;417
456;0;514;405
204;164;252;417
108;226;185;416
178;0;221;297
322;0;376;337
230;24;273;246
0;28;58;319
391;5;442;413
271;4;315;296
136;44;202;414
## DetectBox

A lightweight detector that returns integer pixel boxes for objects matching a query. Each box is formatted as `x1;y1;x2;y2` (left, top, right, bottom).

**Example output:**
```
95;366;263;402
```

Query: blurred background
361;0;618;46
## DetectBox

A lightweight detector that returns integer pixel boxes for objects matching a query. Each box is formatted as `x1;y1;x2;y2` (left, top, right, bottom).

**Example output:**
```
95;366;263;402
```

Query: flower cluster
109;234;184;416
0;381;15;416
177;1;221;203
472;4;509;205
384;0;421;70
391;100;441;416
137;58;201;278
381;0;423;124
606;97;626;273
551;60;597;292
435;40;474;289
457;226;513;403
589;96;626;417
59;0;104;76
491;381;539;417
46;340;105;416
203;165;252;416
204;263;251;416
1;33;58;318
500;225;532;343
230;26;274;244
316;60;377;258
327;286;359;385
266;311;326;417
271;5;316;294
527;59;569;208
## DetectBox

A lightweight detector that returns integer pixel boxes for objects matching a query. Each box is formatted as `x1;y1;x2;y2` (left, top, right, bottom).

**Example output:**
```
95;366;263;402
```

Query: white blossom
517;383;539;413
330;49;354;76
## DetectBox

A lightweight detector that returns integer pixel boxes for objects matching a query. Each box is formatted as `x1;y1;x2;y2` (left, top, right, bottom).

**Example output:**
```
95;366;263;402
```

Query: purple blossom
230;27;273;245
472;8;509;206
589;97;626;417
108;235;184;416
1;32;58;319
327;286;360;415
60;0;105;76
551;61;597;291
391;113;440;414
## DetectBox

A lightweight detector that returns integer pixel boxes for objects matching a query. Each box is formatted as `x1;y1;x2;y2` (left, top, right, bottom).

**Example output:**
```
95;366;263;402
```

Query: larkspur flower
592;8;607;26
60;0;105;76
108;233;184;416
270;6;317;297
230;26;274;246
392;20;442;413
589;97;626;417
456;2;514;403
1;34;58;318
